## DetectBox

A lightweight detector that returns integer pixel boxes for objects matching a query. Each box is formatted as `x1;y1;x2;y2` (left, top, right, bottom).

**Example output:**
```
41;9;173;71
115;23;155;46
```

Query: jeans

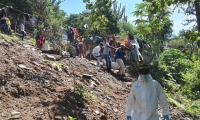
103;54;111;72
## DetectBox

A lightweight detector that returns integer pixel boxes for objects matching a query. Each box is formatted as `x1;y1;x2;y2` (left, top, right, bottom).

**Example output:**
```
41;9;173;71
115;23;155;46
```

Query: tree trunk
194;0;200;32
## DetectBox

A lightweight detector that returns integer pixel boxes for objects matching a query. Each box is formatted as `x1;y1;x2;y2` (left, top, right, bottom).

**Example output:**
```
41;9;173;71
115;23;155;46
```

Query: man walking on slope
126;65;170;120
102;37;115;72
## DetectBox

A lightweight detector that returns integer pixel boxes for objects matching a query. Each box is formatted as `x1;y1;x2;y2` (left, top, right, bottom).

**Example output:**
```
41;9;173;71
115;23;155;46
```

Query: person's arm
157;82;170;120
126;84;135;120
107;44;115;49
124;46;130;50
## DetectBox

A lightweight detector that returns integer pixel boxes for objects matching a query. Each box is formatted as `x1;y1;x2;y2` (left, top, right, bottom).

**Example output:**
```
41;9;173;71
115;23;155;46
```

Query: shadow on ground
41;89;87;120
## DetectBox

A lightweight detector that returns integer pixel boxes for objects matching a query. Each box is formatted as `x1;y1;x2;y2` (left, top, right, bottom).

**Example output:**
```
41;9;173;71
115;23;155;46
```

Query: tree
117;22;137;36
84;0;120;35
112;1;128;22
132;0;173;66
144;0;200;32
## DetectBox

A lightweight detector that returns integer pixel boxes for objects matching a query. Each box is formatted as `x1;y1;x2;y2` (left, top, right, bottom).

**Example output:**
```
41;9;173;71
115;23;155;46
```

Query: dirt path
0;38;197;120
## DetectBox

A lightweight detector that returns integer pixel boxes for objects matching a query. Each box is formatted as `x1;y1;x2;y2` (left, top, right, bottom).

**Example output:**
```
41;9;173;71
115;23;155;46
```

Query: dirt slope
0;38;197;120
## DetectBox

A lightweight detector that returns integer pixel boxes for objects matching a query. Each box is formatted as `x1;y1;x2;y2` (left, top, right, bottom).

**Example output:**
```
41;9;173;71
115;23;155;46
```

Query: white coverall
126;75;169;120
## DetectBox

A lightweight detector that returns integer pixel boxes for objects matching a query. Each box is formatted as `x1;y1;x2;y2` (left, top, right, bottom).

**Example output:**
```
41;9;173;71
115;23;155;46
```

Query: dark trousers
21;31;26;40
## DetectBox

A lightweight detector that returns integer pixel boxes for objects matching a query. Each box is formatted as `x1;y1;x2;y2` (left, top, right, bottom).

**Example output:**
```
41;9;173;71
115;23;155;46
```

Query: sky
60;0;196;35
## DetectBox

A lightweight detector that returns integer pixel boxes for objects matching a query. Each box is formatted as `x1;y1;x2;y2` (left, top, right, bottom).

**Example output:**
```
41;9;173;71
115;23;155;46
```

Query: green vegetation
44;60;62;70
0;33;19;42
103;86;109;95
68;116;77;120
27;38;36;46
74;83;96;101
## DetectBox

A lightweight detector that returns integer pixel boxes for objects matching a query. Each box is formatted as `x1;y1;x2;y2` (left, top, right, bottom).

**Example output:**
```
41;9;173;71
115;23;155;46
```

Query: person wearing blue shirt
115;47;125;76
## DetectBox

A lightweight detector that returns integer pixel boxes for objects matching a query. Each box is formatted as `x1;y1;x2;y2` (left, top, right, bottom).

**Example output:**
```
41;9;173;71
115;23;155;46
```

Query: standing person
120;44;130;66
5;17;11;35
51;38;57;50
74;42;79;57
0;9;6;18
126;65;170;120
137;38;143;52
125;34;132;49
115;47;125;76
129;35;143;62
78;36;85;58
36;32;43;49
20;21;26;41
103;37;115;72
33;27;38;39
92;42;104;67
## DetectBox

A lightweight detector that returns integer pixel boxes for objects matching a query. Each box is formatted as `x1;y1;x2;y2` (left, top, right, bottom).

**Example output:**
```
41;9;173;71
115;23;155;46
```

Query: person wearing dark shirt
0;9;6;18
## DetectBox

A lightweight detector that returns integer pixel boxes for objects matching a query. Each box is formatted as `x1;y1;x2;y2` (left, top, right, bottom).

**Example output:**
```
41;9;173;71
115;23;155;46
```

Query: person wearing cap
126;65;170;120
92;42;104;67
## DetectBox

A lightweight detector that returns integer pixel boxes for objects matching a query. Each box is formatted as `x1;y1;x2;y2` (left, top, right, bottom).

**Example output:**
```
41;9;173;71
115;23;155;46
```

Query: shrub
151;49;190;92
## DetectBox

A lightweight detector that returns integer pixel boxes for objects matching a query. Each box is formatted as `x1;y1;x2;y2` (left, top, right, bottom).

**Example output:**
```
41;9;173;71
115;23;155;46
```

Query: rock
113;108;118;113
90;81;96;87
11;111;21;119
94;110;100;115
23;44;32;48
45;54;56;61
54;86;68;92
54;115;62;120
18;64;30;69
1;113;6;117
82;74;93;79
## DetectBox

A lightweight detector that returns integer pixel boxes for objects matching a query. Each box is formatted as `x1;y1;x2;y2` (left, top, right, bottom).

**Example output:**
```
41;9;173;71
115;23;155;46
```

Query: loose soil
0;38;198;120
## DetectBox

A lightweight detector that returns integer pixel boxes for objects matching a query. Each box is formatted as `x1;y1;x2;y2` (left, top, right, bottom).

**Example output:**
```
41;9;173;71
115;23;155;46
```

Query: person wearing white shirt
20;21;26;40
92;42;103;67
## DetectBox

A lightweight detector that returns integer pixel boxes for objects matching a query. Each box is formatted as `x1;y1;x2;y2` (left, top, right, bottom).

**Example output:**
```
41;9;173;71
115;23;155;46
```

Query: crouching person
92;42;104;67
126;65;170;120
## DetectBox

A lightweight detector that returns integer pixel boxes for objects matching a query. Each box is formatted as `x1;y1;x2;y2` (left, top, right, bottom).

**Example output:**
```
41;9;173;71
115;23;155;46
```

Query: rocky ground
0;37;198;120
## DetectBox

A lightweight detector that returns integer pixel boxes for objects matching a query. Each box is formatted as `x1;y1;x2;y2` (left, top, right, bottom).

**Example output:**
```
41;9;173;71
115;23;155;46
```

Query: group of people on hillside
92;34;145;76
91;34;170;120
0;9;11;35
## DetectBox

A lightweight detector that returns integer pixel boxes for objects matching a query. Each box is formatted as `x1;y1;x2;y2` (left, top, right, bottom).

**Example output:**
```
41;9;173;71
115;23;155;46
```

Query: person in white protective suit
92;42;104;67
126;65;170;120
129;35;143;62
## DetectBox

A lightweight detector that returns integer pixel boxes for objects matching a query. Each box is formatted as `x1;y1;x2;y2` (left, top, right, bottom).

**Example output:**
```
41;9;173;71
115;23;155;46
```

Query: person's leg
97;56;101;67
21;31;24;40
116;59;125;75
116;59;122;74
108;55;111;72
80;49;83;58
93;53;99;66
103;54;109;71
79;48;81;58
120;59;125;74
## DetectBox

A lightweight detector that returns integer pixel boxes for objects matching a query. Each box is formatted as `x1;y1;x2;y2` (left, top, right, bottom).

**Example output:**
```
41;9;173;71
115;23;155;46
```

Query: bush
151;49;190;92
180;60;200;99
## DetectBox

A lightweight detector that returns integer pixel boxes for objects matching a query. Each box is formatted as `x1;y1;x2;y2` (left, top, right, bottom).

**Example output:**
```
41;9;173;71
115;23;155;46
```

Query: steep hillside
0;36;198;120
